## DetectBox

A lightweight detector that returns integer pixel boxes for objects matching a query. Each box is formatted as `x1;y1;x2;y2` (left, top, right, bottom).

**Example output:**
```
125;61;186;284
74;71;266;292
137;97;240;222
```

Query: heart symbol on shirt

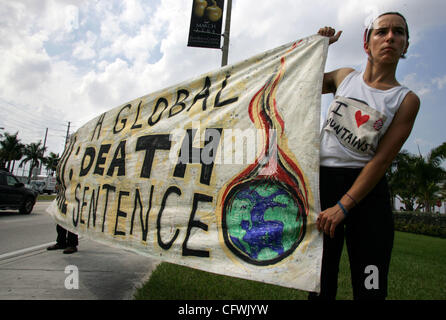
355;111;370;128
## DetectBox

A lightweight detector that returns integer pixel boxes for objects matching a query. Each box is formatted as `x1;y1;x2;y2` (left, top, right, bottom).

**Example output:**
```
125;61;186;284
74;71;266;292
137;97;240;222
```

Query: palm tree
414;143;446;212
19;141;47;183
44;152;60;176
387;150;419;211
0;132;24;172
388;143;446;212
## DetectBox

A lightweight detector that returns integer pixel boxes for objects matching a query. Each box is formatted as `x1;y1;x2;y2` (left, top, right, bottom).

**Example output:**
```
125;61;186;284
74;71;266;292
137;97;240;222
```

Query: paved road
0;202;57;255
0;201;159;300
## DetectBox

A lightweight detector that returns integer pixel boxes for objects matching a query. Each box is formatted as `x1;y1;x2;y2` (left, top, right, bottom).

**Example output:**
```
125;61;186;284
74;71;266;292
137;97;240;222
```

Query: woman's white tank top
320;70;411;168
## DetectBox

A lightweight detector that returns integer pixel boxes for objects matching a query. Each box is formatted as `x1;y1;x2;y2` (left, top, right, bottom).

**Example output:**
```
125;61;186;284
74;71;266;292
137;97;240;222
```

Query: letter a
64;265;79;290
364;265;379;290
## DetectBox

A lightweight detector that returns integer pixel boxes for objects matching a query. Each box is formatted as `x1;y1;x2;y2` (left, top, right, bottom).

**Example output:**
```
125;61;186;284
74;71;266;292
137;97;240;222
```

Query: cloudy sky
1;0;445;172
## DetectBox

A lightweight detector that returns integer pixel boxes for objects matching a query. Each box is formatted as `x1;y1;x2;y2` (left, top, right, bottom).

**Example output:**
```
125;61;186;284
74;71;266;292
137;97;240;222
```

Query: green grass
37;194;56;201
134;231;446;300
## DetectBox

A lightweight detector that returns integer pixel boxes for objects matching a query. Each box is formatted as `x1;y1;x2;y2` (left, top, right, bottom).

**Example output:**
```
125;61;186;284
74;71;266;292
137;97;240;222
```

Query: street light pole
221;0;232;67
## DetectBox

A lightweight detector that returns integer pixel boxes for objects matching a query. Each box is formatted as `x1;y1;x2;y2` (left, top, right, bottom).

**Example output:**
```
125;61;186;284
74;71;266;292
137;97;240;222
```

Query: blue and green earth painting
223;181;306;265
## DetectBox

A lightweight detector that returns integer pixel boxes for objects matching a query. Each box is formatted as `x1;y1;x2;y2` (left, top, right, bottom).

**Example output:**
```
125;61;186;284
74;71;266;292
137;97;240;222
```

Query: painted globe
223;180;305;265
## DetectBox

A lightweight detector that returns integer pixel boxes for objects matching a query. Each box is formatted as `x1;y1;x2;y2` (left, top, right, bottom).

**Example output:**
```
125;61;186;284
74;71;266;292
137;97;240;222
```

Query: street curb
0;236;87;262
0;242;56;262
126;261;161;300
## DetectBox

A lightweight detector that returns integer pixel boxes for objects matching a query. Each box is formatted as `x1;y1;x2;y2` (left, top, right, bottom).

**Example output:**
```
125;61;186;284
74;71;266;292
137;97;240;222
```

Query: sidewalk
0;237;159;300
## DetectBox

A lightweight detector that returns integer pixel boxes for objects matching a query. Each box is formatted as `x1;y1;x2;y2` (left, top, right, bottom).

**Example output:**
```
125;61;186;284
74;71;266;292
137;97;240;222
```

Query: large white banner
47;35;328;292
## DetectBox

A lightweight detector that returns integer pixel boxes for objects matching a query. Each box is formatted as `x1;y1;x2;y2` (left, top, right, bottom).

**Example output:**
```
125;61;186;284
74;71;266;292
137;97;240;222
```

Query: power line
0;104;66;126
0;104;80;135
0;98;82;128
1;113;68;133
1;117;59;135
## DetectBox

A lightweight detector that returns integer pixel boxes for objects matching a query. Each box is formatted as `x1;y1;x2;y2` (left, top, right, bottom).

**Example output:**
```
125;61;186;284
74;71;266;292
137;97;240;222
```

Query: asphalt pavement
0;232;160;300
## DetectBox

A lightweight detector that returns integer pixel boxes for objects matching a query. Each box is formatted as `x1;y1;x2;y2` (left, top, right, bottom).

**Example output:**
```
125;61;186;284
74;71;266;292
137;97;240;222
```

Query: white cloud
99;23;159;65
73;31;97;60
120;0;148;27
64;5;80;32
402;73;446;97
432;75;446;90
402;73;432;97
99;4;124;41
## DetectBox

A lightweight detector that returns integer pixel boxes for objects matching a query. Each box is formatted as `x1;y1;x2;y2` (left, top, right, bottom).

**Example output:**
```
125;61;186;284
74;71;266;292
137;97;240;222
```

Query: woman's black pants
309;166;394;300
56;224;78;248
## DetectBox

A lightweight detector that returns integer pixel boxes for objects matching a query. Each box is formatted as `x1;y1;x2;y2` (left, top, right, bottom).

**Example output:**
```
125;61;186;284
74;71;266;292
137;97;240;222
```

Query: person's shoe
63;247;78;254
47;243;67;251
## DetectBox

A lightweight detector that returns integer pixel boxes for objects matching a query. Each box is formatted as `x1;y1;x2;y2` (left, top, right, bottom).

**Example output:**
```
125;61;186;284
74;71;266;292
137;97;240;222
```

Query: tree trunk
425;200;431;213
27;165;34;184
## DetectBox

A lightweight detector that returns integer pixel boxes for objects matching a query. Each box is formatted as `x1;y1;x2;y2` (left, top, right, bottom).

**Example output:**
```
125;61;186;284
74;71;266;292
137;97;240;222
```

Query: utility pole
65;121;71;146
39;128;48;175
221;0;232;67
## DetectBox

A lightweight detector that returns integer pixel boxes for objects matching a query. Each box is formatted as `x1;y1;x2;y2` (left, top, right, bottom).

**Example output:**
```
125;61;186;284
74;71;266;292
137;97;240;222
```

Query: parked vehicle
33;175;57;194
29;180;46;194
0;169;38;214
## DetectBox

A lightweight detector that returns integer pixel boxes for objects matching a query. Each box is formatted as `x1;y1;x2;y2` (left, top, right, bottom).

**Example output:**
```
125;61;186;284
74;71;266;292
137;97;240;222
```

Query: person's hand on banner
318;27;342;45
316;205;346;239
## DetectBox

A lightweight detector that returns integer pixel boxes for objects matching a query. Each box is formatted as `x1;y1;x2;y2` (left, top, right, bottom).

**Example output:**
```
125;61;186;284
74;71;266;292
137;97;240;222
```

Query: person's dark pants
56;224;78;247
309;166;394;300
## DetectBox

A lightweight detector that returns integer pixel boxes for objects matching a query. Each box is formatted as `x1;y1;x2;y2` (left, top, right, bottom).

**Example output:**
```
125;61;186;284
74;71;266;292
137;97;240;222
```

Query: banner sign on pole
187;0;225;49
48;35;328;292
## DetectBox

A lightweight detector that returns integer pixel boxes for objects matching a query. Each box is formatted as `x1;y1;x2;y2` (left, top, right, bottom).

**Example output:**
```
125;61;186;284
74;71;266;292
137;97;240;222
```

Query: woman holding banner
311;12;420;299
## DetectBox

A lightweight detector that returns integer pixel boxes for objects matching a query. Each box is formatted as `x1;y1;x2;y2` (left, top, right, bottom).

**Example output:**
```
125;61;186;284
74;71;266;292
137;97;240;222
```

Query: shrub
393;211;446;238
